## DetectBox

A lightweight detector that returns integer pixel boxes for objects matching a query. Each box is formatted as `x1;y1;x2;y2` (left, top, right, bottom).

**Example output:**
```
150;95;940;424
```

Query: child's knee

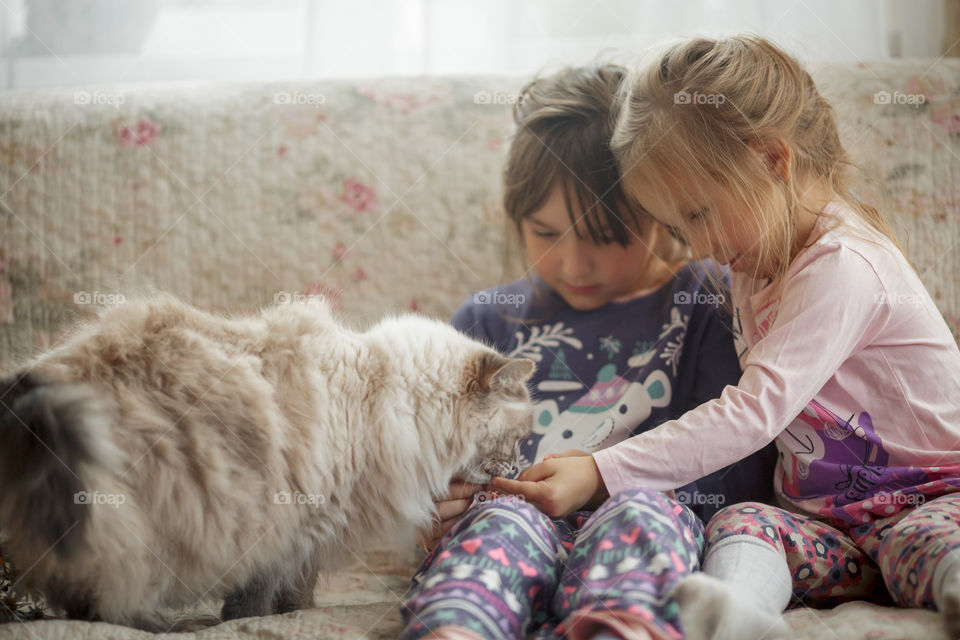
705;501;787;542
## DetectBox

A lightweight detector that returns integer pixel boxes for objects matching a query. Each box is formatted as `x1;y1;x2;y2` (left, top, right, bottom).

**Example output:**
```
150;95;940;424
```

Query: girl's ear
747;138;791;182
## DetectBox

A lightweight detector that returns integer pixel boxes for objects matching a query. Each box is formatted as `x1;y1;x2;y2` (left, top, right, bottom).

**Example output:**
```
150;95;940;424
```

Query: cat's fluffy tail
0;371;114;557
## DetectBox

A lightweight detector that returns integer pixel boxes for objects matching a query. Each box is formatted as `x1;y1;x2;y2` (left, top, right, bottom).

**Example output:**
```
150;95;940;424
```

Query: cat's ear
484;354;535;392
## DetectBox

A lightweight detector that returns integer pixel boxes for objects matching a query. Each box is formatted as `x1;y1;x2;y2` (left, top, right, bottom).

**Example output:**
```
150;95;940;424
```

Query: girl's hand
489;451;608;517
417;480;482;551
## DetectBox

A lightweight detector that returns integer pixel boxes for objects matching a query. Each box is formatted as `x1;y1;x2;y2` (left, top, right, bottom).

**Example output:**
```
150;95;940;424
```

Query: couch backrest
1;61;958;372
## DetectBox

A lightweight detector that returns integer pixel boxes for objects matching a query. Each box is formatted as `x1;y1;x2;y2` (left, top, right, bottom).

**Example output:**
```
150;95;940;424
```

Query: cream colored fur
0;294;534;630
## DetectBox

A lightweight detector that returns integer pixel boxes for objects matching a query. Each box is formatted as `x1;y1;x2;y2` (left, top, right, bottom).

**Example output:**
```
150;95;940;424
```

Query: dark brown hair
503;63;685;263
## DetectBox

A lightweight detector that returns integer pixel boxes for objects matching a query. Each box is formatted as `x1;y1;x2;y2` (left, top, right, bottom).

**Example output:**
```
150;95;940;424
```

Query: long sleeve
677;295;778;514
594;242;889;496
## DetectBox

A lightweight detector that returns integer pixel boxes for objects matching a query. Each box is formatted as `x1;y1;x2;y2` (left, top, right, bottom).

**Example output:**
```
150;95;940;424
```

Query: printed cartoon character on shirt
778;400;931;523
526;363;672;465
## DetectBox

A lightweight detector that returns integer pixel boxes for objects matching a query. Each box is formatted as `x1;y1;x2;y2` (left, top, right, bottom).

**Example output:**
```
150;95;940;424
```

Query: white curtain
0;0;949;89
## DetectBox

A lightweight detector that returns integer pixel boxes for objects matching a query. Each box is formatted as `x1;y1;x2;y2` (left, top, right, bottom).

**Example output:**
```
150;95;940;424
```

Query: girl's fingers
544;450;587;461
491;476;543;500
446;481;482;500
435;497;473;521
517;461;553;482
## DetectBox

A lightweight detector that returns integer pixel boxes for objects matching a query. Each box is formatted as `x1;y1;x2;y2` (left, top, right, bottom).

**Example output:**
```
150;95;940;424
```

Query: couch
0;58;958;639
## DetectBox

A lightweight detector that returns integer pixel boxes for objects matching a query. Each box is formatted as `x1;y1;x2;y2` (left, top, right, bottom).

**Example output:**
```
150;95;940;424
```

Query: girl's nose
561;240;594;279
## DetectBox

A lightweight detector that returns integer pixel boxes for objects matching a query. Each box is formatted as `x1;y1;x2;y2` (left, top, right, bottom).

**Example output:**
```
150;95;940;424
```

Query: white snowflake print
659;306;688;339
598;335;622;358
508;322;583;362
660;330;685;375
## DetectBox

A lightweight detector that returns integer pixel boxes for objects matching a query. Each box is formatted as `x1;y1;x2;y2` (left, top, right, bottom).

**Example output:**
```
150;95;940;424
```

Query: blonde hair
503;63;687;273
611;35;906;287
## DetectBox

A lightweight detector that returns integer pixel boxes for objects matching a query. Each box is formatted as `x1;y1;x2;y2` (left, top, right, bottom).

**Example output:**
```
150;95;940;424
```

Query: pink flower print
277;144;288;156
116;118;162;147
341;178;377;214
486;137;502;152
931;99;960;134
409;298;421;312
352;267;367;281
332;241;349;262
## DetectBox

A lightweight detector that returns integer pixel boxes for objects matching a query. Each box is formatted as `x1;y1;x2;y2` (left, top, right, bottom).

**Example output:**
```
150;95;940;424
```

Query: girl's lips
565;283;601;295
729;254;744;271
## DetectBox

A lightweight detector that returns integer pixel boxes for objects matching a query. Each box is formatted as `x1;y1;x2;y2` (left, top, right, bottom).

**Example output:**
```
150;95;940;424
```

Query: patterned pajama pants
400;489;704;640
705;494;960;608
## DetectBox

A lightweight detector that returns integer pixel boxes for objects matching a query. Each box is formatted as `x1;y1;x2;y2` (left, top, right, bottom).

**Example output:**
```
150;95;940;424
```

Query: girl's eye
689;208;709;222
532;230;558;239
666;226;688;246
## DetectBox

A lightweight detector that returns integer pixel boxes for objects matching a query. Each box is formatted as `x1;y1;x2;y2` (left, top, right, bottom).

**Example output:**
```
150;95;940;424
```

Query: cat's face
457;353;536;484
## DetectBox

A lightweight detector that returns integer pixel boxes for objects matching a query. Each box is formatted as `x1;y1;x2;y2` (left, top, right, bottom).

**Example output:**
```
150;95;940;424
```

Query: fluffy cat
0;294;534;630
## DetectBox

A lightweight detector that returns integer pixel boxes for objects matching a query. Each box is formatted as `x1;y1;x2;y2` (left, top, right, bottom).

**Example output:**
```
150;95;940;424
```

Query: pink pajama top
593;200;960;525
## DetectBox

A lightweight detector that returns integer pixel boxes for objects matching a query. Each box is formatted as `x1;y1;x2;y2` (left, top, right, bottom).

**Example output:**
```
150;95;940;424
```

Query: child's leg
853;494;960;635
399;495;568;640
549;488;705;640
677;501;884;640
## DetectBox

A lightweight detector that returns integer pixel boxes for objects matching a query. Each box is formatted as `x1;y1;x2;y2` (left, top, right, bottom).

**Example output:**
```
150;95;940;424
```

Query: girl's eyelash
689;208;708;221
666;226;688;246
